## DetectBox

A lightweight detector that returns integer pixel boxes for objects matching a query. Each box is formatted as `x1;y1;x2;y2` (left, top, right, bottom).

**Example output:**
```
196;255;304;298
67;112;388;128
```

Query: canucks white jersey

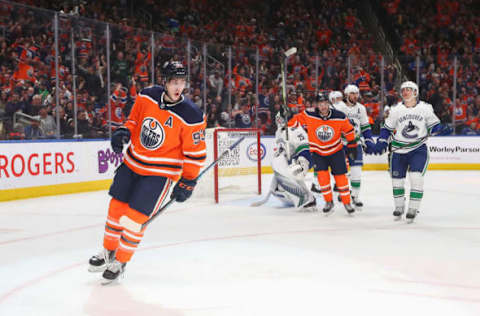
275;125;309;161
333;101;371;142
384;101;440;154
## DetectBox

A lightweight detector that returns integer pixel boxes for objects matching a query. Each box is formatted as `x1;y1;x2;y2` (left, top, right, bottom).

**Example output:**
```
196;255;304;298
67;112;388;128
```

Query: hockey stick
280;47;297;158
120;136;246;232
250;191;272;207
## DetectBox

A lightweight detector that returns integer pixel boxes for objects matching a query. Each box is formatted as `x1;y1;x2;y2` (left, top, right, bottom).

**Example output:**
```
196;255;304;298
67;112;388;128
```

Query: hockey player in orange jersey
289;92;358;215
88;61;206;284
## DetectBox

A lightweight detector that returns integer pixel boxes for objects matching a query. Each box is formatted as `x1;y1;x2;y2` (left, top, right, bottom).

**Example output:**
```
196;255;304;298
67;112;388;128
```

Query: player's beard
348;96;357;105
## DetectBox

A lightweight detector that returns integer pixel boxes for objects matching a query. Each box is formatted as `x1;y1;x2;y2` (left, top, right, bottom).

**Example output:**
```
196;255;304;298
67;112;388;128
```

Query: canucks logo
140;117;165;150
316;125;335;142
401;121;419;139
241;114;251;125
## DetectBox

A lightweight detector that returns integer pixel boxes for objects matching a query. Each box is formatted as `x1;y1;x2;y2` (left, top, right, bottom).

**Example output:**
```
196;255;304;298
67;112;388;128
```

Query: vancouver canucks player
252;112;316;211
374;81;442;223
333;84;375;208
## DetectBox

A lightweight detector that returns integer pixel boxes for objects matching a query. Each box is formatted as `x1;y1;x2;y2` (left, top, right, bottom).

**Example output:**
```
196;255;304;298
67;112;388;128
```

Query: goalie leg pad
275;173;312;208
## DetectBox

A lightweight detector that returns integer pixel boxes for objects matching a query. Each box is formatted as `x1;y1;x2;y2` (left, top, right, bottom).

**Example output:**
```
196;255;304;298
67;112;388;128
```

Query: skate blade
298;206;318;212
393;216;402;221
406;218;415;224
88;265;107;273
101;275;124;285
323;209;335;217
101;278;117;285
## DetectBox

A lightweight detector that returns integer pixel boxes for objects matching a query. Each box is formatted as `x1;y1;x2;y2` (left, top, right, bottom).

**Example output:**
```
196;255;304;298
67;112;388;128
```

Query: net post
257;130;261;195
214;129;219;203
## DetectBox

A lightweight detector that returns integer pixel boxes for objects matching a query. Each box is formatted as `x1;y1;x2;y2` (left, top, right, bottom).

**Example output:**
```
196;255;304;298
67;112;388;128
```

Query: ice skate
310;183;321;194
322;201;334;215
393;206;404;221
344;203;355;215
352;196;363;208
102;259;127;285
88;249;115;273
406;208;418;224
299;198;317;212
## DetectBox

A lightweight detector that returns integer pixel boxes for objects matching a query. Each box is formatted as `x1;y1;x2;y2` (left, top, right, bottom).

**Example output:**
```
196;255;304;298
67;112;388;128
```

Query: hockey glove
170;177;197;202
364;138;375;155
374;139;388;155
111;127;131;154
346;142;358;161
429;123;450;136
289;156;310;179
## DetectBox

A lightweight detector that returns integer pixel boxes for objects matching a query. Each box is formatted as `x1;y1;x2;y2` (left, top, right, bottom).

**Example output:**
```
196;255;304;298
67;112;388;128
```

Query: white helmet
344;84;360;96
328;91;343;104
400;81;419;102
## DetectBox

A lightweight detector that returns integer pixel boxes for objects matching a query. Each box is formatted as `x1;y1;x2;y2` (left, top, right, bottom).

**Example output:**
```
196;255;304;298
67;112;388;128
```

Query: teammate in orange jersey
88;61;206;284
289;92;358;215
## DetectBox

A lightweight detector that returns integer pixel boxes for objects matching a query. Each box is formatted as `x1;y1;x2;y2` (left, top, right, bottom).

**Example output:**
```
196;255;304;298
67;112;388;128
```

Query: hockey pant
270;152;314;208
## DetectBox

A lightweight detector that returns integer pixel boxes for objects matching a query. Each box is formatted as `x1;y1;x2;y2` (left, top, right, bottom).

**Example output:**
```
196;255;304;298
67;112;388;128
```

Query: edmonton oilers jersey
123;85;207;181
384;101;440;154
289;109;355;156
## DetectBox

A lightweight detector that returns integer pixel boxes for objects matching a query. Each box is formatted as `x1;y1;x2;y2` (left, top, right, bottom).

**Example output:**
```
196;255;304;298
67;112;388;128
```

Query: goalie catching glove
288;156;310;180
170;177;197;202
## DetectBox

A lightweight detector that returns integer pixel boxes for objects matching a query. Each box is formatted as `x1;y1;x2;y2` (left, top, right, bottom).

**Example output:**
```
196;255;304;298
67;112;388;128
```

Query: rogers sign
0;152;75;178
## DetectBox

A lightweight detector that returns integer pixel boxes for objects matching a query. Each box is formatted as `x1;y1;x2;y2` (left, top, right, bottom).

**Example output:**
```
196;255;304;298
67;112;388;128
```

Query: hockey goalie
252;112;316;211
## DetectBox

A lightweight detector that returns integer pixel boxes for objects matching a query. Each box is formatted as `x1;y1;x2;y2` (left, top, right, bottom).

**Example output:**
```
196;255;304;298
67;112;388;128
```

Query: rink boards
0;136;479;201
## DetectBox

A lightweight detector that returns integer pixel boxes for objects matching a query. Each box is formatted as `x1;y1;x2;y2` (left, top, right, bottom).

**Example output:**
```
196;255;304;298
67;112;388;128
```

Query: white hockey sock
350;166;361;198
392;178;405;209
409;172;424;211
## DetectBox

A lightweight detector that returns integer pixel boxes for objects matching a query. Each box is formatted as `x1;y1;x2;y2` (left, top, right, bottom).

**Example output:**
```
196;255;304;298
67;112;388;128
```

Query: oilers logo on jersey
140;117;165;150
401;121;420;139
316;125;335;142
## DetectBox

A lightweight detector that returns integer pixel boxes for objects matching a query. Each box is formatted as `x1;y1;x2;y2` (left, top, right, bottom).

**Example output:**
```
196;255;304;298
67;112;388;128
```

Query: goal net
193;128;262;203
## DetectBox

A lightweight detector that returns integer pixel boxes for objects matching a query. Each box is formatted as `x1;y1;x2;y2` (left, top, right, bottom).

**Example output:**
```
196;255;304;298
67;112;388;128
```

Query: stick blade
250;200;266;207
285;47;297;57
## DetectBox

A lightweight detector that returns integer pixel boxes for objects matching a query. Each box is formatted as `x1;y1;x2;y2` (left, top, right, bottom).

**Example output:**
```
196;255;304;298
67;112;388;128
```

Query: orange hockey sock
316;170;333;202
115;206;148;263
103;198;128;251
334;174;351;204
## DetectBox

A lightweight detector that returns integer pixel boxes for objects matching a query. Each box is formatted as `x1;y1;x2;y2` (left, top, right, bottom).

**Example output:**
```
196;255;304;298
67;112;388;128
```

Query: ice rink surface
0;171;479;316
